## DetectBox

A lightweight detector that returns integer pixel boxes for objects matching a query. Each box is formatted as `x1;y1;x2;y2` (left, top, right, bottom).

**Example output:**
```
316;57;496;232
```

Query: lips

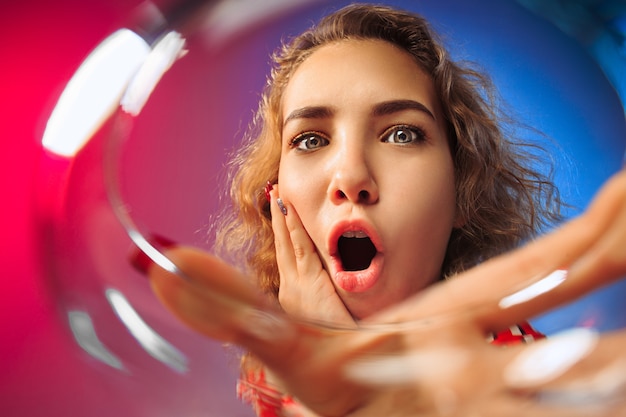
328;221;383;293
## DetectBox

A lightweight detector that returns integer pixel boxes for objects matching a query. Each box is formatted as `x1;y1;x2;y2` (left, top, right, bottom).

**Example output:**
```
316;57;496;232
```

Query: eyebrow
283;99;436;127
372;99;435;120
283;106;334;126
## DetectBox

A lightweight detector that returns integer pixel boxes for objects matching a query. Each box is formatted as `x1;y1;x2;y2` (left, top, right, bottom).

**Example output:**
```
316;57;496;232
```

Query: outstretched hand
148;169;626;417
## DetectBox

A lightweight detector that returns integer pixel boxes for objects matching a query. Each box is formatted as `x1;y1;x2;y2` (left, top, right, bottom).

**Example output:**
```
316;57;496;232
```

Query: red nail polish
264;181;273;203
129;234;177;276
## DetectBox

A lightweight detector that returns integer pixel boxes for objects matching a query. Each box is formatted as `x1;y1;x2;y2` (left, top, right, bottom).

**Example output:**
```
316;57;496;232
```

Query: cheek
278;159;330;245
278;160;303;201
395;157;456;204
278;159;323;213
390;160;458;239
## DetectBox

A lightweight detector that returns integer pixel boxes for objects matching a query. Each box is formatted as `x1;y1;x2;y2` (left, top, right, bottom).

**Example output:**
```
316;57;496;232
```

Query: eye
382;125;426;144
290;132;329;151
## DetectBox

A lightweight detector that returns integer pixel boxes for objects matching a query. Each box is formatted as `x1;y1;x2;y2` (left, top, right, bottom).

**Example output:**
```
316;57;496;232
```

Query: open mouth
338;231;377;271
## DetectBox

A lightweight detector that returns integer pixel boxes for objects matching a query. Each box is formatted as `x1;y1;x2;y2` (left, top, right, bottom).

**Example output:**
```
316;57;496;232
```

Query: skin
149;168;626;417
275;39;460;321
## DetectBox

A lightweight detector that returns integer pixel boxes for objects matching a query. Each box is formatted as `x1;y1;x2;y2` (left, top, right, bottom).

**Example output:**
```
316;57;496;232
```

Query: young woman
215;3;560;322
140;4;626;417
211;3;557;414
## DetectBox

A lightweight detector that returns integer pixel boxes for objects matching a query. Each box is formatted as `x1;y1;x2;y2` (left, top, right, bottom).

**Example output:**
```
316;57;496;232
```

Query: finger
269;186;298;284
567;169;626;286
283;202;330;291
503;329;626;415
270;188;326;287
269;187;315;314
148;246;303;367
373;170;626;332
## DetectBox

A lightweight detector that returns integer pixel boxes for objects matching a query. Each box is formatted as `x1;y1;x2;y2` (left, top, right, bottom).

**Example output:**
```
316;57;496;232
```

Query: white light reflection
504;327;599;387
579;358;626;404
68;310;125;370
536;358;626;408
121;31;187;116
42;29;150;157
344;348;470;387
203;0;324;45
499;269;568;309
106;288;188;373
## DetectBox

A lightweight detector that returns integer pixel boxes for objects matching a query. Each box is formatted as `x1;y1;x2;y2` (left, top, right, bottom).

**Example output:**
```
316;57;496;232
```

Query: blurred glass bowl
34;0;626;415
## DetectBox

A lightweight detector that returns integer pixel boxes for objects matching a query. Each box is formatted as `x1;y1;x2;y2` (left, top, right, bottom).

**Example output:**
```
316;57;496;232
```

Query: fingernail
129;234;178;276
499;269;568;309
276;197;287;215
344;348;469;387
503;328;598;388
264;181;273;203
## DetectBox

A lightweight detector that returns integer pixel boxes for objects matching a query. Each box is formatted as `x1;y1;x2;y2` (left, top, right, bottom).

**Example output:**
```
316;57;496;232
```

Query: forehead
281;39;440;117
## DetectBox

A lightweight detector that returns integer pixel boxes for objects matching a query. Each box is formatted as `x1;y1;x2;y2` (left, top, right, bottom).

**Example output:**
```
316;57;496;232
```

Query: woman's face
278;39;459;319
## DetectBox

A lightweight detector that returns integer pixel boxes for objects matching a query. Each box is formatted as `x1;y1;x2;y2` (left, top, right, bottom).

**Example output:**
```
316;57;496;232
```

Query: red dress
237;321;546;417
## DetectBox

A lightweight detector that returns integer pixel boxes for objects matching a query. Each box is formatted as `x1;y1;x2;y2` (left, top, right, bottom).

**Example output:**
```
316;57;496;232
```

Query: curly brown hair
213;3;561;297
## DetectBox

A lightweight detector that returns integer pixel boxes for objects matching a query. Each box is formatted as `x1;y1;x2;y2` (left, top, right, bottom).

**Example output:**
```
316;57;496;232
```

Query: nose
328;146;379;205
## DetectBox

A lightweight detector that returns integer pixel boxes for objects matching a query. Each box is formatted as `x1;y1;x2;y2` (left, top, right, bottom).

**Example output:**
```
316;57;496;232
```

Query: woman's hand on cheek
269;186;355;326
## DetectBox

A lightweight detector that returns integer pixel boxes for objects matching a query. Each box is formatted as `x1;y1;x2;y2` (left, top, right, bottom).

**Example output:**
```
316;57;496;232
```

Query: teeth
342;231;368;238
